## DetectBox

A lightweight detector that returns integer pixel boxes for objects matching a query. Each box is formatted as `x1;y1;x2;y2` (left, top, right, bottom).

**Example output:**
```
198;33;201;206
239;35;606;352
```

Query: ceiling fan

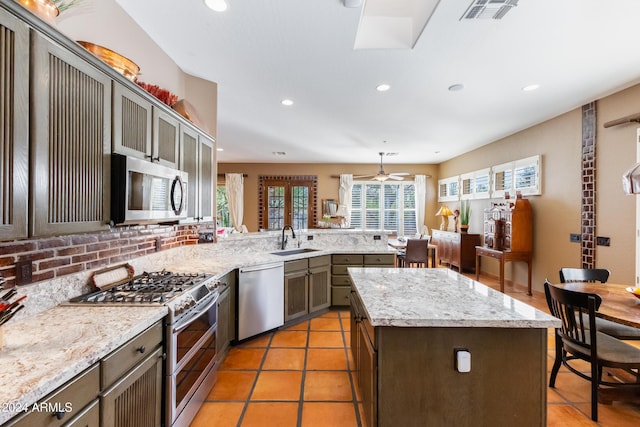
354;152;410;181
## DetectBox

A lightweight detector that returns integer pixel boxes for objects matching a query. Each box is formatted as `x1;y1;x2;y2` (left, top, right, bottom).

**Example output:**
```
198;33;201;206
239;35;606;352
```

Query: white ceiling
116;0;640;164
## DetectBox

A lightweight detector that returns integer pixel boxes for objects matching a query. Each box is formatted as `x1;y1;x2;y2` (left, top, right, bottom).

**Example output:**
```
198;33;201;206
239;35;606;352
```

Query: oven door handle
172;295;218;334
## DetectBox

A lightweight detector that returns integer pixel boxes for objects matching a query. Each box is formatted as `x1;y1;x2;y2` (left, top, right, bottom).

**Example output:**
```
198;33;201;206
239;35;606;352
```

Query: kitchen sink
270;248;320;256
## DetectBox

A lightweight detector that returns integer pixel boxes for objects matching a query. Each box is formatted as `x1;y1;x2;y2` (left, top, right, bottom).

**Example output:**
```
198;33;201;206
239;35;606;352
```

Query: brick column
581;102;597;268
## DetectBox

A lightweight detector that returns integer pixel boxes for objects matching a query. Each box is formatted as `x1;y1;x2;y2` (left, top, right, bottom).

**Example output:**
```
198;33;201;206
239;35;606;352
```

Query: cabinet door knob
52;411;65;420
136;345;146;354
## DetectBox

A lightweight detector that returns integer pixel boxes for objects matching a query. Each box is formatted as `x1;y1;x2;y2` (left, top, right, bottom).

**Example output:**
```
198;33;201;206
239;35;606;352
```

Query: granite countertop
0;306;166;424
348;267;560;328
163;245;396;277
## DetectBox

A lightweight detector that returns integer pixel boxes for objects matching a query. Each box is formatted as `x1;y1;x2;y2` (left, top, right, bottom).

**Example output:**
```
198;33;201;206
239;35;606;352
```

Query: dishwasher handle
240;262;284;273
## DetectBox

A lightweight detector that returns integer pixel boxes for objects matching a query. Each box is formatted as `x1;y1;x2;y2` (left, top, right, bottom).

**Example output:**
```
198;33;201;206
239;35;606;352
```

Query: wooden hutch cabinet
431;230;480;273
476;194;533;295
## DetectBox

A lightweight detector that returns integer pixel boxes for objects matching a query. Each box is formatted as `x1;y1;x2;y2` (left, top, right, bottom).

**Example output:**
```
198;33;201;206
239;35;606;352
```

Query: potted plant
459;200;470;233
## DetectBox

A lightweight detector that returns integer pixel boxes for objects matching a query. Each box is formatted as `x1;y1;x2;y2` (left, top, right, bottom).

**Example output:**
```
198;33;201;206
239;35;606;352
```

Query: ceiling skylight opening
522;84;540;92
204;0;228;12
281;99;294;106
376;84;391;92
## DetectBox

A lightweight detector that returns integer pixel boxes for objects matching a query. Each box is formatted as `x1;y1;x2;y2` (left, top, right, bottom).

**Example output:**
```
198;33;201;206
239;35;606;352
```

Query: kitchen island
348;268;560;427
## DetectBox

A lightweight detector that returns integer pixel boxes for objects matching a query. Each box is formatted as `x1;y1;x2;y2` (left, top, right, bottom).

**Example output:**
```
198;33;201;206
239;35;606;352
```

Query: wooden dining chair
544;281;640;422
559;267;640;340
397;238;430;268
559;267;610;283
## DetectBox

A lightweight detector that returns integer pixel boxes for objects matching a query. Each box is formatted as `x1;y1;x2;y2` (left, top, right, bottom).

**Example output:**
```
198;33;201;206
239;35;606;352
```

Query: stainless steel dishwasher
238;262;285;341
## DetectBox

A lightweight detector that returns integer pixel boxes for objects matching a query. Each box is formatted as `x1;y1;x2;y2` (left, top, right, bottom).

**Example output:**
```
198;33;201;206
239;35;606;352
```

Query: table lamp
435;206;453;230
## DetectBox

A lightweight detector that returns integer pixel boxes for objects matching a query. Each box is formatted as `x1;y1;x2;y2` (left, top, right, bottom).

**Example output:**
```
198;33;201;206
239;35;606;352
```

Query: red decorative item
136;81;178;107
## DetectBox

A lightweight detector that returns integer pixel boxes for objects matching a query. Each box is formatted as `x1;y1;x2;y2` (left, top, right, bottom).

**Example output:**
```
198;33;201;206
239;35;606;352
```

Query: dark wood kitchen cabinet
0;8;29;241
112;83;153;160
331;254;395;306
2;323;163;427
3;364;100;427
180;124;215;223
113;84;179;169
100;321;163;427
30;32;111;237
153;108;180;168
284;255;331;322
349;289;376;427
285;259;308;322
216;285;231;356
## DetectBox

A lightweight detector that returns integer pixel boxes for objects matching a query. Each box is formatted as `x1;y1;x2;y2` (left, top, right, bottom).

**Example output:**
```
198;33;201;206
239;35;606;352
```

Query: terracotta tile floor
191;273;640;426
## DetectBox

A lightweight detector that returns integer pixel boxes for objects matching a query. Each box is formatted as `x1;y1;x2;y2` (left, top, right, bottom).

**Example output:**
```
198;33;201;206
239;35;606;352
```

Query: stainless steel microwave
111;153;188;225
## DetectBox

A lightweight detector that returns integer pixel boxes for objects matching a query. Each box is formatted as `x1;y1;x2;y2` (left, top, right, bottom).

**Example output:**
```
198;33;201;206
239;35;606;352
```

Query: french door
260;177;316;230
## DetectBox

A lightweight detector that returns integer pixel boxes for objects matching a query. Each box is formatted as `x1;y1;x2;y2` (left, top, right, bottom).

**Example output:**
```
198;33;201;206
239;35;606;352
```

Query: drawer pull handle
53;411;65;420
136;345;146;354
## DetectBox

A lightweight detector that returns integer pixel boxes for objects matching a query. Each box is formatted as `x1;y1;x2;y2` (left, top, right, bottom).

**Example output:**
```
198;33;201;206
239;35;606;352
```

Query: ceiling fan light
373;175;388;182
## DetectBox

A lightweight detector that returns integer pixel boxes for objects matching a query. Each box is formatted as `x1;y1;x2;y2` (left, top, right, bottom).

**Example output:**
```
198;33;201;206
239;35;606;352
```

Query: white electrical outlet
456;349;471;373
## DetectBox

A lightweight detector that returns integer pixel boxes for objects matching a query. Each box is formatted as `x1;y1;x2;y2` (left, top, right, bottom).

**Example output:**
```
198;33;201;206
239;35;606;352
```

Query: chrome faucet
281;225;296;250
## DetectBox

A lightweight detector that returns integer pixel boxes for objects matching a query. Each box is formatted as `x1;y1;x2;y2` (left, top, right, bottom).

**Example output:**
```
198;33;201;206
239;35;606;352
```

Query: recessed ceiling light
376;84;391;92
448;84;464;92
281;99;294;106
204;0;228;12
522;84;540;92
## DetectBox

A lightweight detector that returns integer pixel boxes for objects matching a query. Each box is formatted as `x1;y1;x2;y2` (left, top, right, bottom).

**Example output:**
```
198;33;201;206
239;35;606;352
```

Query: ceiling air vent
461;0;519;20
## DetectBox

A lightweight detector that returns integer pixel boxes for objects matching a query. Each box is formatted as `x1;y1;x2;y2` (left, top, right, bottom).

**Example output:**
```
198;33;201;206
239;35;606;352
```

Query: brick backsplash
0;224;205;289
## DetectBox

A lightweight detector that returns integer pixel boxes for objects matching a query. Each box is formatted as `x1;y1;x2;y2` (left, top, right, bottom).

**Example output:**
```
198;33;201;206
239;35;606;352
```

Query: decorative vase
460;224;469;233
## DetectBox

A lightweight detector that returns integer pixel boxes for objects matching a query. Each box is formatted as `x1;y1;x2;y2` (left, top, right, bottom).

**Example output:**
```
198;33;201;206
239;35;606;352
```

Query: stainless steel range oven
69;268;220;427
165;282;218;427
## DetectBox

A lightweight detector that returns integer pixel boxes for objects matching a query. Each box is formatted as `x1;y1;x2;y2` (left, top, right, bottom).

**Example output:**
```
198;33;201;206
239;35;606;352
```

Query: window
258;176;317;230
351;181;417;235
216;186;232;227
491;162;513;199
490;155;541;198
460;168;490;200
438;176;459;202
441;155;542;202
514;155;541;195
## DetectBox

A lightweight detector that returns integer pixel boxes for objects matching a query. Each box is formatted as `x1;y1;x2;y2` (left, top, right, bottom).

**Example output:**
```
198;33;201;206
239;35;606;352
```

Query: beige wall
218;163;439;233
439;83;640;290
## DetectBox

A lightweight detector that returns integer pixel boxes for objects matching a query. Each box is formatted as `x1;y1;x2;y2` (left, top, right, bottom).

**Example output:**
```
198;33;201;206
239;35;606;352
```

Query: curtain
225;173;245;232
415;174;427;235
338;174;353;227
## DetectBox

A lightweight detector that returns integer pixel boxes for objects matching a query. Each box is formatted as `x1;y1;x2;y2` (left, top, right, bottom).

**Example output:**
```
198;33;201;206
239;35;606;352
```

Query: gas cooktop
68;270;217;305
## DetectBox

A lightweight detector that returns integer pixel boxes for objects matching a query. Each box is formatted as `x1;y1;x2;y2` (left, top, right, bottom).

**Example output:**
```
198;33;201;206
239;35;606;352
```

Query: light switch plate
455;349;471;373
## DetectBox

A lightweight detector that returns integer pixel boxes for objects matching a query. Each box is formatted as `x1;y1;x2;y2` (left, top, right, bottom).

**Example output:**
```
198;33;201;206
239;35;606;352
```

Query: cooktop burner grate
69;271;213;305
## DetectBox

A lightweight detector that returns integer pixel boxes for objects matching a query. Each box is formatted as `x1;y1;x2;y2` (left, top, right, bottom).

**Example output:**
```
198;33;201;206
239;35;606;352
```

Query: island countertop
348;267;560;328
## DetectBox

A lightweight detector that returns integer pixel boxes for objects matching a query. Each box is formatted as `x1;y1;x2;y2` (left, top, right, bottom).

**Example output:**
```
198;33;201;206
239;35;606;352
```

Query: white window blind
514;155;541;195
351;181;417;235
443;155;541;201
438;176;459;202
460;168;490;200
491;163;513;198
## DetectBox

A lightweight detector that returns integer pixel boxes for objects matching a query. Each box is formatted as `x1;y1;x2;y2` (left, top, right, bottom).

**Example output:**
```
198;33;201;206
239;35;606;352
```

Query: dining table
387;238;438;268
554;282;640;328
